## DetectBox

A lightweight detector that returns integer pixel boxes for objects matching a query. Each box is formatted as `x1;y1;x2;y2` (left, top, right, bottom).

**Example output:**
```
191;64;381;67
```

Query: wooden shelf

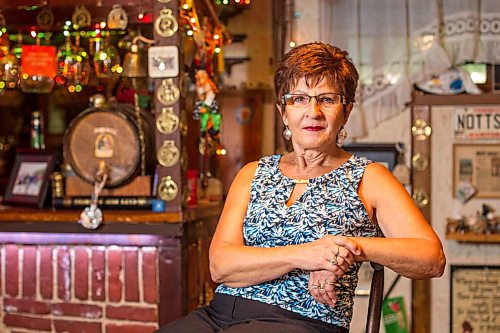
446;232;500;243
412;93;500;106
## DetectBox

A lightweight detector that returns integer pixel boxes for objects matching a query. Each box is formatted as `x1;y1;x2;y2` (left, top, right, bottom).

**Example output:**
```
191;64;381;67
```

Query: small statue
193;69;221;153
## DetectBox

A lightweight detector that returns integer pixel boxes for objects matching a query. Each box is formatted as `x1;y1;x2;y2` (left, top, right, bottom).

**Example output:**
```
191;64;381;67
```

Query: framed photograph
450;265;500;333
343;143;401;171
453;144;500;198
148;45;179;78
3;149;57;208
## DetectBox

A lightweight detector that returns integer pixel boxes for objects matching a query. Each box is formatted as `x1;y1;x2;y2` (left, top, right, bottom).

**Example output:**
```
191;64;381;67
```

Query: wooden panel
218;89;267;194
65;176;151;197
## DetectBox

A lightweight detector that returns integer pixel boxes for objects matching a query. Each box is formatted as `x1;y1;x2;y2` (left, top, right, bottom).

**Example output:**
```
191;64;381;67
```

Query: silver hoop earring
336;127;348;146
283;126;292;141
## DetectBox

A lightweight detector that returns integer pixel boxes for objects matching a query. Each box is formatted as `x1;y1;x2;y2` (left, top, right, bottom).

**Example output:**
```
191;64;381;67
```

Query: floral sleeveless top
216;154;383;329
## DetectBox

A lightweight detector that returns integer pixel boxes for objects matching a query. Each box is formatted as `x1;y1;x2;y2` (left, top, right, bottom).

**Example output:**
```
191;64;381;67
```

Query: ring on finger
330;255;338;265
336;246;341;256
325;281;335;286
312;284;321;289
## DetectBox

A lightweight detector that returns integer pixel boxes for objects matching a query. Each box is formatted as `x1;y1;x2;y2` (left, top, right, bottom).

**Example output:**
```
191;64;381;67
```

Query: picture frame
343;143;401;171
148;45;179;78
450;265;500;333
453;144;500;198
3;149;57;208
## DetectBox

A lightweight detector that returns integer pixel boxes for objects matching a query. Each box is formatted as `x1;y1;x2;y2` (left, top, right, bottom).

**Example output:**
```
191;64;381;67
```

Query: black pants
155;293;348;333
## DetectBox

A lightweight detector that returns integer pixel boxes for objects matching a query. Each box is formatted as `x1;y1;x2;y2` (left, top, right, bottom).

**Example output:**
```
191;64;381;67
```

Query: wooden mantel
0;203;223;235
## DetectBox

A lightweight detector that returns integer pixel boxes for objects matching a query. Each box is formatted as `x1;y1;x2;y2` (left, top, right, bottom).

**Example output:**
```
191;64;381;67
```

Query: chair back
365;262;384;333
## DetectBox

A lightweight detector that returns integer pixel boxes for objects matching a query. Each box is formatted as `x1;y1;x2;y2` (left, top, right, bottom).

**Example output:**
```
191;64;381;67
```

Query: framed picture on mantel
3;149;57;208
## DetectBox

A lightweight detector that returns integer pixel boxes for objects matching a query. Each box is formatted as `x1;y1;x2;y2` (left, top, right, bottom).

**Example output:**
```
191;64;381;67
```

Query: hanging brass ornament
157;140;180;167
107;4;128;30
72;4;92;29
157;78;180;106
181;149;188;171
412;188;429;208
0;11;6;28
37;7;54;30
157;0;173;3
156;107;179;134
412;153;429;171
158;176;178;201
154;8;178;38
411;119;432;141
179;109;188;137
198;137;217;155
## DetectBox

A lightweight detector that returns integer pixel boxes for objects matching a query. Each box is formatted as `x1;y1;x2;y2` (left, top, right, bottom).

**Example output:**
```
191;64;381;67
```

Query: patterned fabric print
216;154;383;329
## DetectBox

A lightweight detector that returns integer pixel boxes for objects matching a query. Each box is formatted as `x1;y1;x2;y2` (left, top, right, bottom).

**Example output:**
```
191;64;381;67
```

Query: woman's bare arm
353;163;446;279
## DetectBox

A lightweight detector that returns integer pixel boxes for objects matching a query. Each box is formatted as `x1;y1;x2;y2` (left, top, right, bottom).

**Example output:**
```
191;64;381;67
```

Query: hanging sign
454;107;500;140
21;45;57;78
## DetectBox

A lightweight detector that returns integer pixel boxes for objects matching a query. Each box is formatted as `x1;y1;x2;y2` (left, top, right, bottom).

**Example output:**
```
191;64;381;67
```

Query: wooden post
153;0;184;212
410;105;432;333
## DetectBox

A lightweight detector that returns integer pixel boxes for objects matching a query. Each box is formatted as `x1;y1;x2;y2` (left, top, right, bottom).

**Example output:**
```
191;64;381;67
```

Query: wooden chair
365;262;384;333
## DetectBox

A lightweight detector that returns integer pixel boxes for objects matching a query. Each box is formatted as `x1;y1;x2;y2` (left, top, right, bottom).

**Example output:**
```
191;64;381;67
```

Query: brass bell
122;36;155;78
122;44;148;78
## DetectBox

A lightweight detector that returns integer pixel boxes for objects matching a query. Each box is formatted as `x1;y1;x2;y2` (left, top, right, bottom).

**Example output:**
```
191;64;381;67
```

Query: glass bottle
31;111;45;149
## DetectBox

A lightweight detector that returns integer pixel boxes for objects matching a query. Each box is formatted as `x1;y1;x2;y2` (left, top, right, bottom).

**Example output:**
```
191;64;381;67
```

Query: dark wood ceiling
0;1;153;30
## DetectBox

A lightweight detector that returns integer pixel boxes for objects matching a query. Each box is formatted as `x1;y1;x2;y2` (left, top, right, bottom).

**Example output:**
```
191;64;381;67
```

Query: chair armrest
365;262;384;333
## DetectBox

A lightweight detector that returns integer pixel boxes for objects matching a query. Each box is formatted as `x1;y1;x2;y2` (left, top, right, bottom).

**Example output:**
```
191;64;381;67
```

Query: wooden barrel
63;104;155;188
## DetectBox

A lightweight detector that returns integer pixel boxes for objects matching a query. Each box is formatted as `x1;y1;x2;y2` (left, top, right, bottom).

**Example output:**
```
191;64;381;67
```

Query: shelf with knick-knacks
445;232;500;244
445;204;500;243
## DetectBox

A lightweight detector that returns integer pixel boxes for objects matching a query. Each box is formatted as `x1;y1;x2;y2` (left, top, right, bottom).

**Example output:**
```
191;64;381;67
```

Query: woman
156;42;445;333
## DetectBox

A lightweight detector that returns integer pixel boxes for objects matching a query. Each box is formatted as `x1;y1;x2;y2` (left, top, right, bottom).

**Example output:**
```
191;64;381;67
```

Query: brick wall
0;244;159;333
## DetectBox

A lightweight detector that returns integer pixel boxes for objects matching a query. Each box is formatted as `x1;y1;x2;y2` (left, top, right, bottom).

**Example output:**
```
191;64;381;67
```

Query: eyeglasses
281;93;347;109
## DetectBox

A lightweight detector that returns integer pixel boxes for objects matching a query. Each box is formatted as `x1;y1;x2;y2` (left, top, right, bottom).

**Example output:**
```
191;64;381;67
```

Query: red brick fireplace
1;239;160;333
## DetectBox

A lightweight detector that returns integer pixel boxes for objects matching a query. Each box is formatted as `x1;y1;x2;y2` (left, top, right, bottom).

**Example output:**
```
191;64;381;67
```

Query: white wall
430;106;500;333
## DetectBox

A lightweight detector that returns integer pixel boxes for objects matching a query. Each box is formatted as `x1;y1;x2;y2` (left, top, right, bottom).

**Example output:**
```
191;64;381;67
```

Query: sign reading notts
454;107;500;140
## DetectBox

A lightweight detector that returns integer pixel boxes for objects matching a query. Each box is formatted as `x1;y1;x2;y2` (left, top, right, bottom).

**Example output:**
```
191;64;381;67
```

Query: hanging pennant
72;4;91;29
107;4;128;30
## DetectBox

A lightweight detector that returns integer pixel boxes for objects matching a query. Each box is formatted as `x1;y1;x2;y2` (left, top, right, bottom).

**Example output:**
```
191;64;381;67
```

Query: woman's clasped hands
302;235;360;307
